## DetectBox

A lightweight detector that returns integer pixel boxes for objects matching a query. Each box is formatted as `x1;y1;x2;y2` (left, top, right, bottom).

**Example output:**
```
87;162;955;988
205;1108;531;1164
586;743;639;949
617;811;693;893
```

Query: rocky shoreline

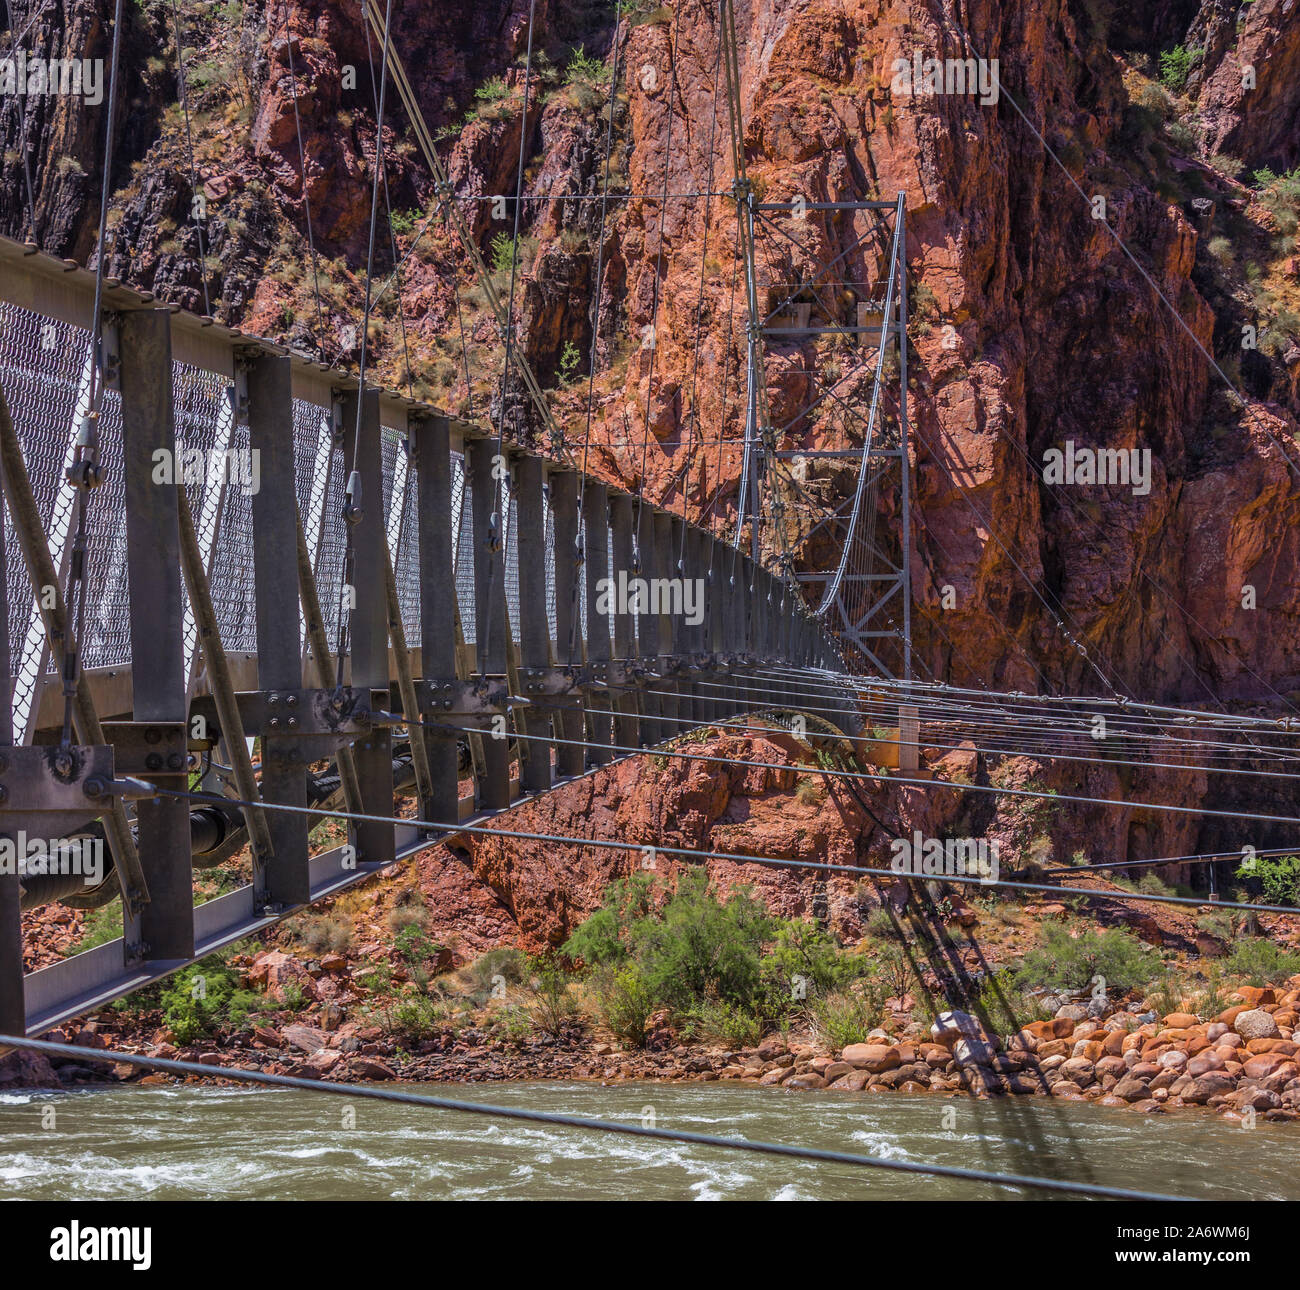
9;976;1299;1127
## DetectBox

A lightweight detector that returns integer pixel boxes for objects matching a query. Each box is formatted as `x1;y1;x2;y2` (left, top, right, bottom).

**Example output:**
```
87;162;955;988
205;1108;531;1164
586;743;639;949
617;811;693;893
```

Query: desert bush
591;963;656;1047
1225;938;1300;986
160;960;262;1044
1235;853;1300;908
1013;923;1156;993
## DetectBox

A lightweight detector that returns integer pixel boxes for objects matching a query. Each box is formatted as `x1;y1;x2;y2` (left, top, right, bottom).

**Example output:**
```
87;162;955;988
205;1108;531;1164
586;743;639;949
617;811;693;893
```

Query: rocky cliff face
3;0;1299;712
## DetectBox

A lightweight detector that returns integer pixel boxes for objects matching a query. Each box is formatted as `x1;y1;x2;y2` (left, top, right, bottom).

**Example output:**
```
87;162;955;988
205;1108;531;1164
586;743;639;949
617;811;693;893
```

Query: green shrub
592;963;656;1047
64;904;124;956
160;961;256;1044
301;914;353;955
1235;853;1300;907
1158;46;1197;93
1252;167;1300;237
1207;236;1234;263
681;999;762;1048
1225;938;1300;986
563;907;626;967
564;45;607;86
376;993;444;1040
466;946;526;994
809;987;885;1049
474;76;510;105
557;339;581;384
1013;923;1156;993
566;872;869;1035
625;871;771;1010
490;231;518;276
526;954;575;1036
393;923;442;965
389;208;421;236
761;920;861;1001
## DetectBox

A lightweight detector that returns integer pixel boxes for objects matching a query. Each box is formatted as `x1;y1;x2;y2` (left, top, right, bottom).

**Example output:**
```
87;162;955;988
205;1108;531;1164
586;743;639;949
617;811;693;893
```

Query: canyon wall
2;0;1299;708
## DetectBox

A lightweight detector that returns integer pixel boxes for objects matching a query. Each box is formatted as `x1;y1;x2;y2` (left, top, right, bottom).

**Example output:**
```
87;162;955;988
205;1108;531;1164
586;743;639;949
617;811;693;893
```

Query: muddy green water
1;1082;1296;1201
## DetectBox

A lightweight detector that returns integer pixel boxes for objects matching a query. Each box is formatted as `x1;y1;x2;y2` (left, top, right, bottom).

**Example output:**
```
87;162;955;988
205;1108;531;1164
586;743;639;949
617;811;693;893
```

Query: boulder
1233;986;1276;1008
350;1057;396;1081
1232;1087;1281;1113
1243;1052;1298;1080
1112;1075;1151;1102
1234;1009;1280;1041
929;1011;984;1048
282;1024;329;1054
784;1073;827;1090
828;1069;870;1092
1095;1055;1128;1080
951;1038;997;1068
1187;1051;1226;1078
1183;1072;1237;1105
304;1049;341;1075
841;1044;901;1074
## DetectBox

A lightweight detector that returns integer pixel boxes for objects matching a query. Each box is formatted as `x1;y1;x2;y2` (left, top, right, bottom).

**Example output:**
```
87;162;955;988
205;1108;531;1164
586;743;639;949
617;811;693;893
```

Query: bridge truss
0;237;851;1039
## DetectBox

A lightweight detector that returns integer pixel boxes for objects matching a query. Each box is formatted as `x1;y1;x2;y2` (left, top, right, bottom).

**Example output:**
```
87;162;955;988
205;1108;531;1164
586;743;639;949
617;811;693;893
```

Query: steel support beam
609;492;640;749
248;352;309;908
342;388;395;866
514;454;552;793
413;414;461;823
468;438;510;809
120;308;192;964
583;480;612;765
550;469;585;777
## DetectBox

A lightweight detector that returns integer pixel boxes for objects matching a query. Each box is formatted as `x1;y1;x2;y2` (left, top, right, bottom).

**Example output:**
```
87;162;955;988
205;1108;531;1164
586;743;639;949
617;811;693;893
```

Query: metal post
897;195;912;687
694;529;716;722
247;353;309;907
120;308;192;963
636;503;660;742
550;469;585;777
514;454;552;792
343;388;395;865
468;438;510;808
609;492;639;749
414;415;462;823
671;516;696;726
0;455;17;1035
583;480;612;764
650;510;677;738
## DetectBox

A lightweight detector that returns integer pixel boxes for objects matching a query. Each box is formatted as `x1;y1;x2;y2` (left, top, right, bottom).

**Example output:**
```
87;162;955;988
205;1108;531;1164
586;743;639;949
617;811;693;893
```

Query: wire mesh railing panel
452;454;475;645
0;304;89;730
206;417;258;655
544;484;556;644
314;441;349;654
291;397;327;520
394;463;421;642
68;384;129;672
505;478;520;644
173;362;232;673
380;425;399;522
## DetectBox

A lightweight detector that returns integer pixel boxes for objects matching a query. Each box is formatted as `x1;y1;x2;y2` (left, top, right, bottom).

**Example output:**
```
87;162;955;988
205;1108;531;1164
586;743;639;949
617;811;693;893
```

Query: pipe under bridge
0;234;861;1039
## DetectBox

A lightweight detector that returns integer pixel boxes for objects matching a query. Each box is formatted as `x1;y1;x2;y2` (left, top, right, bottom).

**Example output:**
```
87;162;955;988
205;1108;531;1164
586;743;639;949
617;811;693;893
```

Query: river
1;1081;1296;1201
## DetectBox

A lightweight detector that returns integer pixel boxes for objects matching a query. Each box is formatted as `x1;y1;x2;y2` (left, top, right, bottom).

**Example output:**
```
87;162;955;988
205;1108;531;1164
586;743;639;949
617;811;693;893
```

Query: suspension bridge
0;0;1297;1202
